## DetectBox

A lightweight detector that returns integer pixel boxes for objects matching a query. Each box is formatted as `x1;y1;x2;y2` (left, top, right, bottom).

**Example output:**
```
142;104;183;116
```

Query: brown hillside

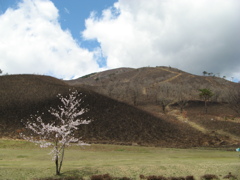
0;75;70;137
67;66;238;105
1;71;240;147
0;74;221;147
66;66;240;147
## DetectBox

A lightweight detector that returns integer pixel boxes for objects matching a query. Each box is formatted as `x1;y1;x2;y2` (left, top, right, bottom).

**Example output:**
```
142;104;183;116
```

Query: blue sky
52;0;118;68
0;0;115;39
52;0;116;50
0;0;240;80
0;0;116;71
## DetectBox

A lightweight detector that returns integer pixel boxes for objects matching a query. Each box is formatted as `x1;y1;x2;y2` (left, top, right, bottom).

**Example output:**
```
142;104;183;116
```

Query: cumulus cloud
0;0;101;79
83;0;240;79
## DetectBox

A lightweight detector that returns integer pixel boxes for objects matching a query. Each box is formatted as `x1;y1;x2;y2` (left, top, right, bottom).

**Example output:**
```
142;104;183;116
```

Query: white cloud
83;0;240;80
0;0;101;79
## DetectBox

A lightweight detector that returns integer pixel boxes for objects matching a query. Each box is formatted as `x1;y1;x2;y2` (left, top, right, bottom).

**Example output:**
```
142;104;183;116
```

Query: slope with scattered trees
67;66;240;146
1;66;240;147
67;66;238;107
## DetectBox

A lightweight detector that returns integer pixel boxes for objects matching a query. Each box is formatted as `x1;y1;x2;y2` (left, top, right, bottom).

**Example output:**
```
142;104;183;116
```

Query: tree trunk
55;140;60;175
204;100;208;114
162;104;166;113
55;155;60;175
58;145;65;175
180;106;183;113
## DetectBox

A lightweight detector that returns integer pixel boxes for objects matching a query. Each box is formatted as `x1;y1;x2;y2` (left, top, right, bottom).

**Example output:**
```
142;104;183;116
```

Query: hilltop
1;67;240;147
67;66;237;106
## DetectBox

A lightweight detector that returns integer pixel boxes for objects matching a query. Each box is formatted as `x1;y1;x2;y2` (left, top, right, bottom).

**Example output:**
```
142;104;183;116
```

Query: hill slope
0;74;209;147
67;66;238;105
1;71;240;147
67;66;240;147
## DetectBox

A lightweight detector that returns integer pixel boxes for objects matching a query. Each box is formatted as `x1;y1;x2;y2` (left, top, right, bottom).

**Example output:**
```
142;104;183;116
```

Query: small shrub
146;175;167;180
169;177;185;180
116;177;131;180
185;176;195;180
139;175;145;179
34;177;84;180
201;174;219;180
91;174;112;180
223;172;237;180
62;177;84;180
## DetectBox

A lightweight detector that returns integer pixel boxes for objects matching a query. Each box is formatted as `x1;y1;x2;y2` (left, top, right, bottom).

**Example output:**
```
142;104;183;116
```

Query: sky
0;0;239;81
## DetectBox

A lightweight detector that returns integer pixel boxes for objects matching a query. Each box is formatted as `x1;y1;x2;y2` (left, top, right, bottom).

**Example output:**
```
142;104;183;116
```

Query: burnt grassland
0;74;228;148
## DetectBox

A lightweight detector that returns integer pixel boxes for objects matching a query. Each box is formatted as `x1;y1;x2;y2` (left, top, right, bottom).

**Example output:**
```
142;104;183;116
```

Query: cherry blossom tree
21;90;91;175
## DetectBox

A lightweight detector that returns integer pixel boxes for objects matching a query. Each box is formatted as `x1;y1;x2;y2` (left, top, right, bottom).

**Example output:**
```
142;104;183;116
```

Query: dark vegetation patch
223;172;237;180
140;175;195;180
34;177;84;180
31;174;204;180
201;174;219;180
91;174;113;180
35;173;238;180
145;175;168;180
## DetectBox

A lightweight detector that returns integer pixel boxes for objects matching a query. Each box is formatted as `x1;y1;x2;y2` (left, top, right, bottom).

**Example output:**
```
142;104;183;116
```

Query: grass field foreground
0;139;240;180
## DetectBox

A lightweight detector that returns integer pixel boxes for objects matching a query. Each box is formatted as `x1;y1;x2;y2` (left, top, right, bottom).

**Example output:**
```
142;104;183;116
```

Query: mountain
1;67;240;147
67;66;238;106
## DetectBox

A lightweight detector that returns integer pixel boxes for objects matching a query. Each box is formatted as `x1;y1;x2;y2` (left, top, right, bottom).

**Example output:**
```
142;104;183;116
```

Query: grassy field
0;139;240;180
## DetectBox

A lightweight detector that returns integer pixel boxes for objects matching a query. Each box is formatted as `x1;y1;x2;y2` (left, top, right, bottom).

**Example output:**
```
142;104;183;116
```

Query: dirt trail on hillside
171;111;240;142
139;105;208;134
158;67;179;74
161;73;182;83
139;105;240;142
158;67;182;83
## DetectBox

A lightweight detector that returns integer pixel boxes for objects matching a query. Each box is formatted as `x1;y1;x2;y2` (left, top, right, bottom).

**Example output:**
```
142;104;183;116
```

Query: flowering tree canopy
21;90;91;175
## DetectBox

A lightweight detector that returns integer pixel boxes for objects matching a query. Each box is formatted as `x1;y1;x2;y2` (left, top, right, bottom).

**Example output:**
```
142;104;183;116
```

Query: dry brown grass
66;66;240;107
0;74;217;147
1;72;240;148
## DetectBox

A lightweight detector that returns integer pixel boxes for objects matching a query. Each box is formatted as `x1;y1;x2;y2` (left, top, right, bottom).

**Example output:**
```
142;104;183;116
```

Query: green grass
0;139;239;180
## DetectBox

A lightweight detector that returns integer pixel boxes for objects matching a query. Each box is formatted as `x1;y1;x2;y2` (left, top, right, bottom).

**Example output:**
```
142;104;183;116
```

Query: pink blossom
20;90;91;175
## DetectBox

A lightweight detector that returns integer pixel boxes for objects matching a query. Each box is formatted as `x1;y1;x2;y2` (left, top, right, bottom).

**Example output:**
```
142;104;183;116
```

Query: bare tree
156;83;173;113
226;89;240;115
177;96;188;113
126;81;140;106
21;90;91;175
211;89;221;102
157;97;171;113
169;84;189;113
